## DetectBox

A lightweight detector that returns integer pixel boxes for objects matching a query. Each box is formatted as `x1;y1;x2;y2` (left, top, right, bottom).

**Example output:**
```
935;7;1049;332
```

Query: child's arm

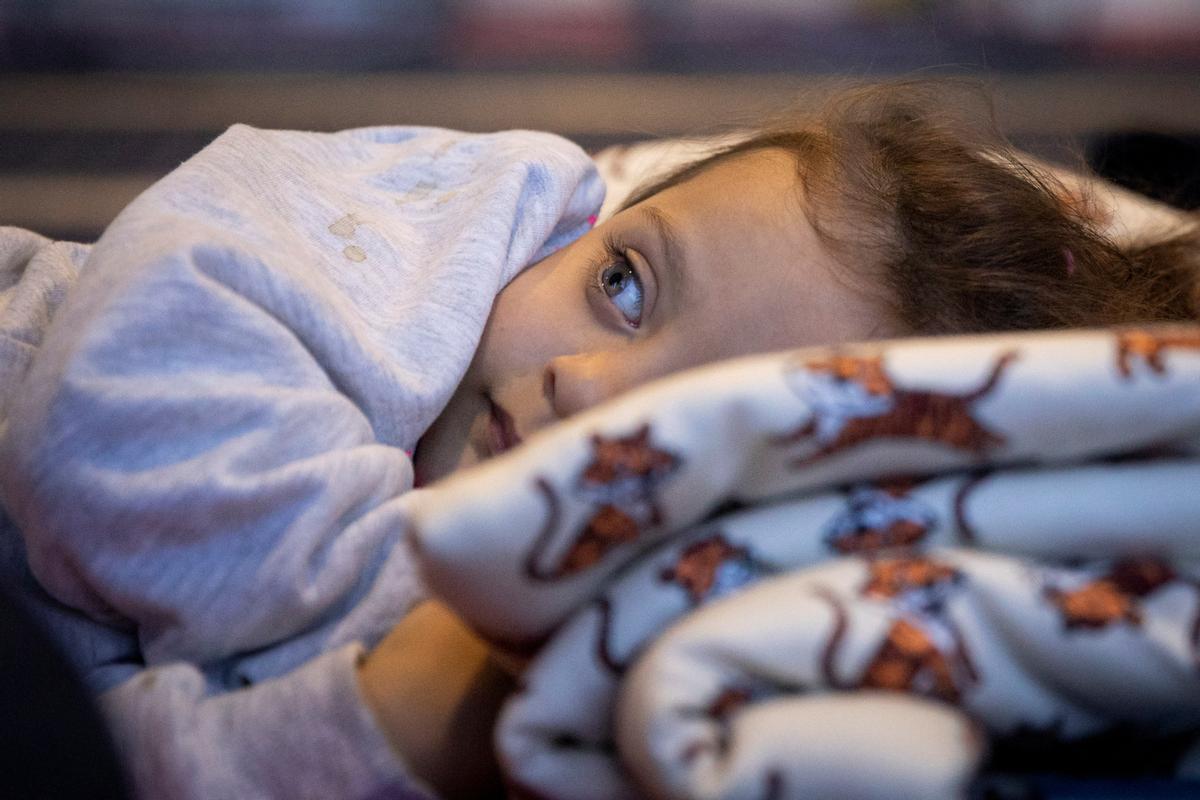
94;601;510;800
358;600;516;798
100;643;436;799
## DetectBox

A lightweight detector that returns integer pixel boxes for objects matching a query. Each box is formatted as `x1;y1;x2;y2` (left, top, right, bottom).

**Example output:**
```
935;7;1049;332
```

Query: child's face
413;147;890;483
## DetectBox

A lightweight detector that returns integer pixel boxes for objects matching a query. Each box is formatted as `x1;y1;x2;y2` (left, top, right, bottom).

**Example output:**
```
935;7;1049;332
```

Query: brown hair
622;82;1200;335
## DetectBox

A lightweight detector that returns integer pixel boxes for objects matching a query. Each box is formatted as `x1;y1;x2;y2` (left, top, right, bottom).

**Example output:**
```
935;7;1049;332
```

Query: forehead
651;147;804;227
636;148;883;360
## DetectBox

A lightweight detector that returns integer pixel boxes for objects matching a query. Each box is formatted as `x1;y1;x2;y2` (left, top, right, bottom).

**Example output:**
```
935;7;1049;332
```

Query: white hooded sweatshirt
0;123;603;800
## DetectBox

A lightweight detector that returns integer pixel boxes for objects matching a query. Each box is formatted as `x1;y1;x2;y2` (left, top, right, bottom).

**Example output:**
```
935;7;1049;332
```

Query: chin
412;428;487;487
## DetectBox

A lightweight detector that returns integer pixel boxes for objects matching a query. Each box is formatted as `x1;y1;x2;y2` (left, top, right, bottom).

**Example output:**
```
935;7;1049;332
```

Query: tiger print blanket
401;324;1200;800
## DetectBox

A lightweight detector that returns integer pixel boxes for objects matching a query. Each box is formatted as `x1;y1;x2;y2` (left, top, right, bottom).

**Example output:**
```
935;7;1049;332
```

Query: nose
544;352;629;419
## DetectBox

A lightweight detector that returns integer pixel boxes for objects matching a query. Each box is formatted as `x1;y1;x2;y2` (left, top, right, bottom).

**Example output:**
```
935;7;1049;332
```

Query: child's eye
599;260;644;327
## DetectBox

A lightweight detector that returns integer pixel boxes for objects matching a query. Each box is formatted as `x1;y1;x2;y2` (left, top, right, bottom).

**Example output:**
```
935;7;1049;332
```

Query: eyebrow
638;204;688;305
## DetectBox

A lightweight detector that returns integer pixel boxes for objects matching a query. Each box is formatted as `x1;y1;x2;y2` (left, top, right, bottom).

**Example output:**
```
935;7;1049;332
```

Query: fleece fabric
0;124;603;800
405;324;1200;800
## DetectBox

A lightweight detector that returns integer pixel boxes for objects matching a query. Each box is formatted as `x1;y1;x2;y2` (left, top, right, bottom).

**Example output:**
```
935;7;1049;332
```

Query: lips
486;395;522;456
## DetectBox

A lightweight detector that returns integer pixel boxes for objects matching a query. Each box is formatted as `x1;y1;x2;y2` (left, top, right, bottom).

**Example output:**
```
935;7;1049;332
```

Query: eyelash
590;233;645;329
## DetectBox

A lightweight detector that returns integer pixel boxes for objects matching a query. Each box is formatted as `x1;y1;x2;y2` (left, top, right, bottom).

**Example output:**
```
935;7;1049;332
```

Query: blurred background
1;0;1199;240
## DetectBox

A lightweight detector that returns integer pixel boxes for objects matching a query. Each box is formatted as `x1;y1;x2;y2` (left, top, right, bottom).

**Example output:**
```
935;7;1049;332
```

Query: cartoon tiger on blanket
775;350;1017;466
823;480;938;554
527;424;680;579
1044;558;1177;630
1115;328;1200;378
821;557;978;703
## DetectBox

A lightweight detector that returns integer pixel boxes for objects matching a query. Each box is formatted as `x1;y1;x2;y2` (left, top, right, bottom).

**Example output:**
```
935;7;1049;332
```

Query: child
1;82;1197;800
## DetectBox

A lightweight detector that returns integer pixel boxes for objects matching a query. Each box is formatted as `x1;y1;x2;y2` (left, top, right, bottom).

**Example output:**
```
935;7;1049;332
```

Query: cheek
483;273;586;381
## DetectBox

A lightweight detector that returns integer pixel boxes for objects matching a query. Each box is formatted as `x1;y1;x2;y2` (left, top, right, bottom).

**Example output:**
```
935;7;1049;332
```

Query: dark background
2;0;1199;239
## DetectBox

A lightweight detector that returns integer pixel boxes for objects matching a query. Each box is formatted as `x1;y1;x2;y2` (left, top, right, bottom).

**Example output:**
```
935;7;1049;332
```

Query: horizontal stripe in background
2;72;1200;240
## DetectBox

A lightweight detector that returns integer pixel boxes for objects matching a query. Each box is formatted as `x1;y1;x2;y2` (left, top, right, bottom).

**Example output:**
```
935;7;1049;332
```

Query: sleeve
0;230;421;669
101;644;437;800
0;121;606;671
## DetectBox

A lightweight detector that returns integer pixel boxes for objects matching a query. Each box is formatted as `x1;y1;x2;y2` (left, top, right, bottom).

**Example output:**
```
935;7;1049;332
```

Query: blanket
401;324;1200;799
